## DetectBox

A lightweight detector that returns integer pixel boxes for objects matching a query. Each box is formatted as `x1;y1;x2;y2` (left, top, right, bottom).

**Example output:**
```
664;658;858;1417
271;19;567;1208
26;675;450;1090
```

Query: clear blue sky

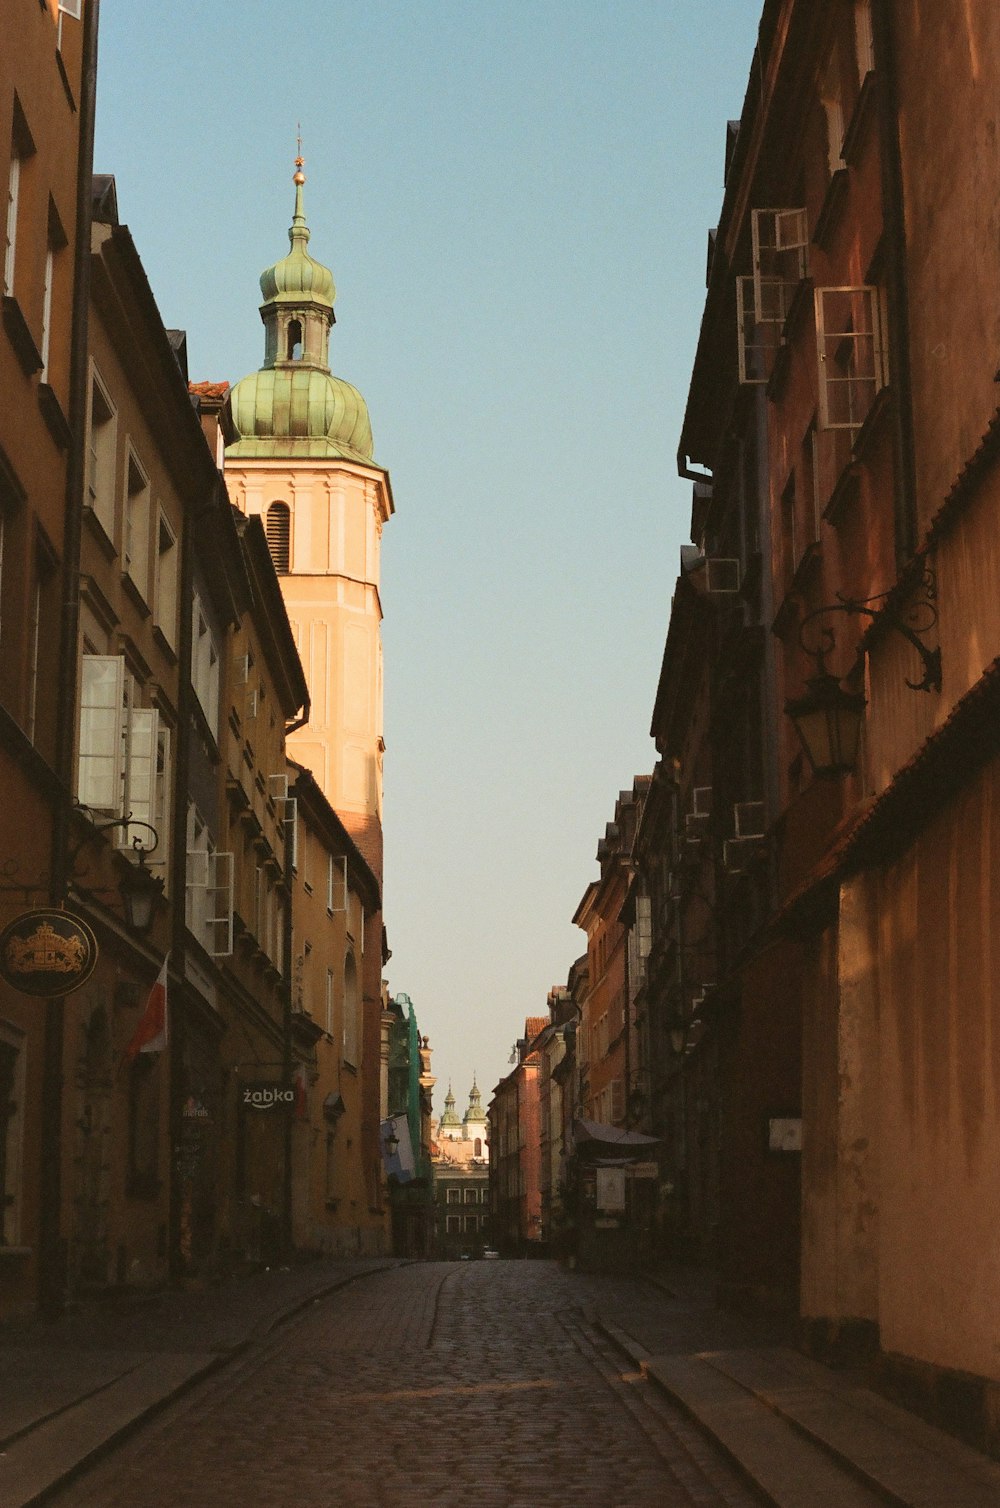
94;1;761;1111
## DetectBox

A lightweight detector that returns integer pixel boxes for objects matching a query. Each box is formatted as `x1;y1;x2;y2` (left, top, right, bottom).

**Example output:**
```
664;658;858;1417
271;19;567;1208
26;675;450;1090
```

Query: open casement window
155;512;178;648
185;806;233;956
86;371;117;538
815;286;887;430
77;656;168;842
191;592;220;737
327;854;347;914
737;276;781;385
751;208;808;325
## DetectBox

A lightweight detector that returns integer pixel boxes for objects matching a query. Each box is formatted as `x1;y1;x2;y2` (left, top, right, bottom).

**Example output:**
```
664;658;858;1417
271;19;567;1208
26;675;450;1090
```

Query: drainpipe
871;0;919;564
41;0;100;1320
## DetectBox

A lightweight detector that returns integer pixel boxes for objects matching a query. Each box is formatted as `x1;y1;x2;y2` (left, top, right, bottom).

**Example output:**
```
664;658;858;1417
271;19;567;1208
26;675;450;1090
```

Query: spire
291;130;309;253
463;1075;485;1125
227;157;376;463
439;1081;461;1127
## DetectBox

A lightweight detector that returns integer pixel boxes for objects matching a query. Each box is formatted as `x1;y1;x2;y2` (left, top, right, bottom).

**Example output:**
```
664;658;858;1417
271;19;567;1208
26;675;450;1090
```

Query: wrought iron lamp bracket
797;568;941;694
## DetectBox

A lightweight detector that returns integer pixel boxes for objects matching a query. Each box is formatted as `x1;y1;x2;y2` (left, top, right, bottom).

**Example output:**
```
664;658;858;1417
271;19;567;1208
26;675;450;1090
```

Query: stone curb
3;1259;403;1507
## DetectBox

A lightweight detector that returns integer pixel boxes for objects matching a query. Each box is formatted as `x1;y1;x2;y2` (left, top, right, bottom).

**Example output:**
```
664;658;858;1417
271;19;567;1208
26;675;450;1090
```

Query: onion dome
259;163;335;309
439;1084;461;1128
226;154;375;463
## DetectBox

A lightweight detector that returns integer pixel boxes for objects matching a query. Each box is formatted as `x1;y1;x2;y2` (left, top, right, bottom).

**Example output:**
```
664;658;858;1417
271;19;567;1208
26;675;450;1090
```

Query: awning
573;1118;660;1147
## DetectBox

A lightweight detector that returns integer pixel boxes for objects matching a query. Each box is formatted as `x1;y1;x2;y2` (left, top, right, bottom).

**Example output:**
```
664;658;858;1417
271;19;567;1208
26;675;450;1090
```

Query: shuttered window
265;502;290;573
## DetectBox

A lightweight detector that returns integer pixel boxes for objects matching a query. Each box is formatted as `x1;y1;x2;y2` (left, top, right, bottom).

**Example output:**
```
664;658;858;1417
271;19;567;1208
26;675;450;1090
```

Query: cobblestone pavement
55;1261;764;1508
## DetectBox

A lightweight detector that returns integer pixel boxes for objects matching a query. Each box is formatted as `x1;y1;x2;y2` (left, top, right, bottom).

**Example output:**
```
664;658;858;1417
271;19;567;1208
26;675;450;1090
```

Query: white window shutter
815;286;886;430
284;796;298;869
78;655;125;811
331;856;347;913
208;851;234;956
120;706;158;838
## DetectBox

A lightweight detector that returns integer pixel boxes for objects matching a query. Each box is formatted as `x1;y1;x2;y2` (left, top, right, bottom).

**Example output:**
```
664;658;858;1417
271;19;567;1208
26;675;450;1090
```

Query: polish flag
125;955;169;1061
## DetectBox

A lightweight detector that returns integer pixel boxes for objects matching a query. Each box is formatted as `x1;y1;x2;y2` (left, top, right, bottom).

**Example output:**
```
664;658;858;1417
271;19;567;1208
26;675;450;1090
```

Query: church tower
224;156;393;876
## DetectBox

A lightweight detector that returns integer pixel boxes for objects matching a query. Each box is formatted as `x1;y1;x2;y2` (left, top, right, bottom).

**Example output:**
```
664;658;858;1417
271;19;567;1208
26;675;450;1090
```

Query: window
446;1216;460;1234
0;1023;25;1246
325;968;334;1036
265;502;290;573
465;1216;477;1234
301;941;313;1015
191;592;220;737
327;853;346;914
39;246;54;381
751;208;808;326
76;655;168;849
155;513;178;647
325;1132;336;1202
124;451;151;598
286;319;302;361
474;1138;482;1157
302;827;312;893
185;803;233;955
821;48;846;174
86;371;117;538
465;1187;475;1203
26;540;57;750
447;1188;460;1204
343;952;360;1067
3;103;32;298
815;286;887;431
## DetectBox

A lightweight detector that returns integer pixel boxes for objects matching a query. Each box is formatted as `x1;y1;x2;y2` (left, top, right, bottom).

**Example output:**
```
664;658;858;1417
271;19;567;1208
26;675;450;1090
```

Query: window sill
38;382;71;449
2;296;42;377
55;45;77;111
813;167;850;253
842;71;876;167
152;625;177;666
851;384;892;464
82;504;118;562
823;461;862;528
121;572;152;619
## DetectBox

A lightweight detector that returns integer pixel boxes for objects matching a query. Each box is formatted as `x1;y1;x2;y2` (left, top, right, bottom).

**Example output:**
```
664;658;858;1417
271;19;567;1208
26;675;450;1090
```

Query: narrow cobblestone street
53;1262;762;1508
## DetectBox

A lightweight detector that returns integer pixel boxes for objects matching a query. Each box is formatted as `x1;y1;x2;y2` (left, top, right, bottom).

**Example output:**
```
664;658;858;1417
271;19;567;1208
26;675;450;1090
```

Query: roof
190;381;230;403
524;1016;548;1044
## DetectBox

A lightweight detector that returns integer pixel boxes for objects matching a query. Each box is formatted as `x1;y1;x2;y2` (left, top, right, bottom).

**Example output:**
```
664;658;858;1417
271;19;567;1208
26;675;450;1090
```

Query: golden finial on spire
294;122;305;185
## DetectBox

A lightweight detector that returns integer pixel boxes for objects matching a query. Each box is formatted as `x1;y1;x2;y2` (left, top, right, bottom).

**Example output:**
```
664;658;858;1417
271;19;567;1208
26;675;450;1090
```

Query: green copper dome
226;158;376;463
439;1084;461;1128
228;367;373;461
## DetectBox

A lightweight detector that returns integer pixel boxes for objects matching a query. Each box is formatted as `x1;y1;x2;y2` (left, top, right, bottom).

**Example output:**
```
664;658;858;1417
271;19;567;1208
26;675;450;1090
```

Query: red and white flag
125;955;169;1061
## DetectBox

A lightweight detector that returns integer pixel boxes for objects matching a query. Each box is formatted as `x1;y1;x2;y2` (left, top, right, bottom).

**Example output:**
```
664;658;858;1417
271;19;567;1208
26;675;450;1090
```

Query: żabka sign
242;1084;295;1111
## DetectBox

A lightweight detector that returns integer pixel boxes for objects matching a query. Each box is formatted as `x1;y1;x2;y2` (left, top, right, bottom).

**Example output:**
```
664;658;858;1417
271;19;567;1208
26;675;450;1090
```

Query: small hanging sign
0;908;99;997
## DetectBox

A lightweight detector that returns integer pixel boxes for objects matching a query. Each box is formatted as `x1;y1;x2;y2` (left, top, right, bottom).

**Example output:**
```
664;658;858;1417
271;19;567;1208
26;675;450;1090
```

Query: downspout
281;775;294;1256
41;0;100;1320
871;0;919;564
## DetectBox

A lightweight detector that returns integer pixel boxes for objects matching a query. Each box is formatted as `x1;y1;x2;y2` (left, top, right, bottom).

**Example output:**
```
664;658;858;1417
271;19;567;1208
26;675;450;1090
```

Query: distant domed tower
224;156;393;878
463;1075;488;1160
438;1084;462;1142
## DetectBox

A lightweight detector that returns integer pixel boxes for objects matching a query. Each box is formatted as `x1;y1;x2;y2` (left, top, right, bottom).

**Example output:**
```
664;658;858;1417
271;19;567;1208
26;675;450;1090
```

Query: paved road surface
54;1260;763;1507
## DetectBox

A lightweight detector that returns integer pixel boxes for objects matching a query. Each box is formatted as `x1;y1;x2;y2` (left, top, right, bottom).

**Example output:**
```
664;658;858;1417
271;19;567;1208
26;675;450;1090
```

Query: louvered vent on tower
265;502;290;573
